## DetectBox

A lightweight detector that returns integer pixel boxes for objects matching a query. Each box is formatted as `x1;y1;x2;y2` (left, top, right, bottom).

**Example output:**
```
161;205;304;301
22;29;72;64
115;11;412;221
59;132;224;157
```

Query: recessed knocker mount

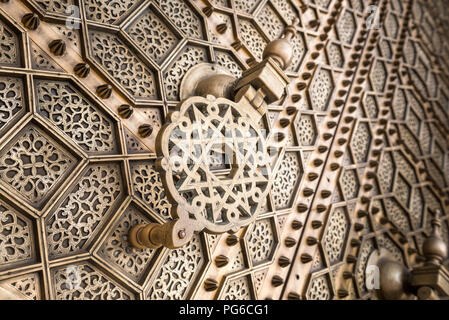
129;20;298;249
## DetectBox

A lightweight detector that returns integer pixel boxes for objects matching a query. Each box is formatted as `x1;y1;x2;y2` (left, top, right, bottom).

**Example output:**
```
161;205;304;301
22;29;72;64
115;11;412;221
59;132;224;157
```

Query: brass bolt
285;237;297;247
215;255;229;268
74;63;91;78
22;13;40;30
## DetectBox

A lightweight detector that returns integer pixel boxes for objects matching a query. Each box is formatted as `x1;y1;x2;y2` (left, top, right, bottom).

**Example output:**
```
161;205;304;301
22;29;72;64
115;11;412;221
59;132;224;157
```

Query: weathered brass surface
0;0;449;300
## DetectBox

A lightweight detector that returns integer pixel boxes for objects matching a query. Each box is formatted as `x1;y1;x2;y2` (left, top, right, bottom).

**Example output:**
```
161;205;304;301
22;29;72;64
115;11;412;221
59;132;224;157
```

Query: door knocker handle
129;21;298;249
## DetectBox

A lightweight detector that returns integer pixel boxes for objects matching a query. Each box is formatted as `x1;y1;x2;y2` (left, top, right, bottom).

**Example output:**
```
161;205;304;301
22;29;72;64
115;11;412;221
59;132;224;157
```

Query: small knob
422;210;447;265
262;19;298;70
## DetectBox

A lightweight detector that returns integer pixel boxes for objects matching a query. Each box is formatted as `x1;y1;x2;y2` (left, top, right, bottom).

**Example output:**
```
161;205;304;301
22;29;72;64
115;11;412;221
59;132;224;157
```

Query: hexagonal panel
336;10;356;44
370;60;387;92
379;39;393;59
393;173;411;207
246;217;278;266
383;12;399;38
97;202;160;284
306;273;332;300
288;31;307;73
327;42;344;68
295;113;318;146
88;29;159;100
393;88;407;120
398;124;422;158
393;150;418;183
35;78;119;155
0;123;79;210
125;4;181;65
323;206;350;265
308;68;334;111
146;233;207;299
363;94;379;118
340;169;360;200
256;3;286;40
377;233;405;263
272;151;302;210
350;122;372;163
410;187;424;229
378;151;395;193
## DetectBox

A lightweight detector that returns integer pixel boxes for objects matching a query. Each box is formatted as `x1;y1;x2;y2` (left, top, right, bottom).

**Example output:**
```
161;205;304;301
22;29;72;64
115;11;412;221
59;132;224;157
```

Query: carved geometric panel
308;68;334;112
246;218;277;266
221;275;253;300
0;76;25;136
272;152;302;210
97;203;159;284
0;198;35;271
146;234;206;300
45;163;124;259
0;124;77;209
35;79;118;155
51;262;135;300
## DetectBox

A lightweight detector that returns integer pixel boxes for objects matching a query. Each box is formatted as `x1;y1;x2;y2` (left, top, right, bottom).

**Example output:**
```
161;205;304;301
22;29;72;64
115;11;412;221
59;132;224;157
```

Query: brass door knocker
129;21;298;249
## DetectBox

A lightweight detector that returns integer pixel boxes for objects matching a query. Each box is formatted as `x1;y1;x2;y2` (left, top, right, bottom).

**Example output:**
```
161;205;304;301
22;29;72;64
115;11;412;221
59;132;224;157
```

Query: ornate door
0;0;449;300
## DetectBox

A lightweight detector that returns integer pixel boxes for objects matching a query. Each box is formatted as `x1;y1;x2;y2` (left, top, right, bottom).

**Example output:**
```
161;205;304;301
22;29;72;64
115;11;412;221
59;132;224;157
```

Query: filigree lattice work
296;114;317;146
98;204;157;283
146;234;204;300
0;125;76;208
306;274;331;300
126;7;179;65
238;19;268;60
130;161;171;221
0;199;33;269
46;163;123;258
272;152;301;210
84;0;136;25
247;218;275;265
309;69;334;111
0;76;24;133
350;122;371;163
164;45;207;100
340;169;359;200
256;4;285;41
222;276;253;300
323;207;349;264
89;31;158;99
336;11;356;44
36;79;117;154
2;273;40;300
158;0;204;39
0;18;19;66
36;0;75;16
52;262;134;300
